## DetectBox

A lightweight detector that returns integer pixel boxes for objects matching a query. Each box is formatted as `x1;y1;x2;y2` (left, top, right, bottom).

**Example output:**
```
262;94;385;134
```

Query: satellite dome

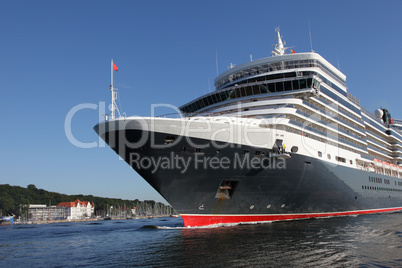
374;109;383;119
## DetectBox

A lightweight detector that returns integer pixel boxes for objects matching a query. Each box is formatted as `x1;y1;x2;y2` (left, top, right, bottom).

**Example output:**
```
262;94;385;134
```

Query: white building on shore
29;204;64;221
56;199;94;220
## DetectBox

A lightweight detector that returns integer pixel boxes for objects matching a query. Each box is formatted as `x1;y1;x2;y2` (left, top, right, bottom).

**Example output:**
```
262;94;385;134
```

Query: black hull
95;123;402;226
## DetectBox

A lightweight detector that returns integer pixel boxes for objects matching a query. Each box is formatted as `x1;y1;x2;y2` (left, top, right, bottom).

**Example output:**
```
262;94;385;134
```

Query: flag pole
111;59;113;89
111;59;115;119
110;59;115;119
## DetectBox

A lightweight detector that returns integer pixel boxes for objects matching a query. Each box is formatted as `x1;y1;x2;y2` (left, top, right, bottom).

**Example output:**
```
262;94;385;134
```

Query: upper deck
215;52;346;91
180;51;347;116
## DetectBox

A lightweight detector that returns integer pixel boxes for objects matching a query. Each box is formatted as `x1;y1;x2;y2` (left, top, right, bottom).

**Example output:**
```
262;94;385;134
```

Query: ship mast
110;59;120;120
272;27;288;56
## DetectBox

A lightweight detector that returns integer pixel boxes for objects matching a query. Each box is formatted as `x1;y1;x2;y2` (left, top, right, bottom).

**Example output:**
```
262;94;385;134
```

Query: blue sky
1;0;401;204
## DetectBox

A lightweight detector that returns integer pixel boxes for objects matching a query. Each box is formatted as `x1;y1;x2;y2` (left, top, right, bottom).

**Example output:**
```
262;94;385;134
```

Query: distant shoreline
14;215;170;225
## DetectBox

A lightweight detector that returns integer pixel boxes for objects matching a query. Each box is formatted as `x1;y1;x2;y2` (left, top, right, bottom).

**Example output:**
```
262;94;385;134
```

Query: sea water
0;213;401;267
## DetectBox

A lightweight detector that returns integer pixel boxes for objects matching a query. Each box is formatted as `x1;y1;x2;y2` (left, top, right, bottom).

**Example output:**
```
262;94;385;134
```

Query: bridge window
180;77;319;115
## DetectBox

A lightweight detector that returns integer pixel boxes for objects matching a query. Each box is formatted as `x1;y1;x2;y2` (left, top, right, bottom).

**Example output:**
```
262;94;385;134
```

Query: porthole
291;146;298;153
327;154;331;160
318;151;322;157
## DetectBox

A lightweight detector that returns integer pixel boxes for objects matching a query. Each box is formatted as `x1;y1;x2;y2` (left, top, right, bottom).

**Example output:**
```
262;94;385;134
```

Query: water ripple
0;213;400;267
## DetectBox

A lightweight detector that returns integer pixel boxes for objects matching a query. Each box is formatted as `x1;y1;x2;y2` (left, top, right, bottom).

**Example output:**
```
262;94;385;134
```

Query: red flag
113;62;118;71
290;49;295;54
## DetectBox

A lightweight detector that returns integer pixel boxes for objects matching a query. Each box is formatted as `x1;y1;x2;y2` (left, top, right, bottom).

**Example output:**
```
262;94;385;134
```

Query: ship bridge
180;53;346;116
214;53;346;91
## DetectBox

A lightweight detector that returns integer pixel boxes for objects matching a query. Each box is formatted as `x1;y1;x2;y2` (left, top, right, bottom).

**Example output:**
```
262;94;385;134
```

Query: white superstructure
177;29;402;178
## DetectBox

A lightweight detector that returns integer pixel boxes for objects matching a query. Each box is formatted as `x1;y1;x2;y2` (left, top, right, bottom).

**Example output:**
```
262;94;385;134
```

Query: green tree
0;195;15;215
27;184;37;190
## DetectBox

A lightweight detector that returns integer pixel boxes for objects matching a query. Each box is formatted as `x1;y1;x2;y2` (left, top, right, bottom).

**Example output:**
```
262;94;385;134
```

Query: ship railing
156;113;183;118
302;101;366;136
295;109;366;142
157;111;220;118
366;129;389;144
355;161;402;178
183;110;236;118
366;138;393;153
310;96;365;128
356;165;370;172
347;92;360;105
157;110;265;120
216;58;346;90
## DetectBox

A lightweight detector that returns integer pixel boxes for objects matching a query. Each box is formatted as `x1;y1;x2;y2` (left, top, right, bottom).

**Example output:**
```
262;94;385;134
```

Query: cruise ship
94;28;402;227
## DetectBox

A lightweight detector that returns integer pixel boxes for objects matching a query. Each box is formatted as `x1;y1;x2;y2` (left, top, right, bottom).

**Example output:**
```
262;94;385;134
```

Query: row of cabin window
220;71;314;90
216;59;317;88
317;151;351;164
181;78;313;114
362;185;402;192
368;177;391;185
319;86;361;115
224;71;321;93
369;176;383;183
216;59;345;90
305;96;365;132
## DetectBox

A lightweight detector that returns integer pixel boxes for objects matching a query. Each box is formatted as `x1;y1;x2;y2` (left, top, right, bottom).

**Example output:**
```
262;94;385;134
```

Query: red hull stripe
180;207;402;227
